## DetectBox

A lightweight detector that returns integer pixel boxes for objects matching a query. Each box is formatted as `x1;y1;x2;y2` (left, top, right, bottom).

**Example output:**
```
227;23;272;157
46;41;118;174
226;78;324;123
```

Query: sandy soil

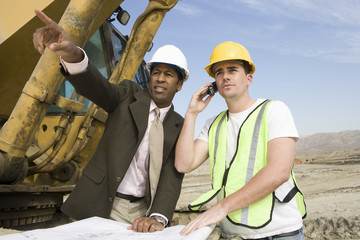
296;160;360;239
1;157;359;239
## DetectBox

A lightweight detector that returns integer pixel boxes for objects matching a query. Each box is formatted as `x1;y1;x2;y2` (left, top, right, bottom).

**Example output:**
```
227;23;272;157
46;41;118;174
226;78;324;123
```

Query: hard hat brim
204;59;255;78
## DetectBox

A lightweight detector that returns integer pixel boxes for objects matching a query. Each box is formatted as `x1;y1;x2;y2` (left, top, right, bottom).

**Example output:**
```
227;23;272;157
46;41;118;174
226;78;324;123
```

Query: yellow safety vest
188;100;306;228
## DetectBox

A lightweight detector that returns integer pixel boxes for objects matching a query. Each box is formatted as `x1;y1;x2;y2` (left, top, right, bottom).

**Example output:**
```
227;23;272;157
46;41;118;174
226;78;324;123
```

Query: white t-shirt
197;99;303;239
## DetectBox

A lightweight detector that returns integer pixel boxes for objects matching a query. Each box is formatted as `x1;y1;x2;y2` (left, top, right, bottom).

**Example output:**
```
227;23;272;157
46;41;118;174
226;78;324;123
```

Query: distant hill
296;130;360;156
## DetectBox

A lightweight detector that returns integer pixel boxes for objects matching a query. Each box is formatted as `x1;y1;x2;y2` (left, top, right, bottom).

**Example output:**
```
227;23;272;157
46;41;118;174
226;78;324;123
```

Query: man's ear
247;74;253;86
176;80;184;92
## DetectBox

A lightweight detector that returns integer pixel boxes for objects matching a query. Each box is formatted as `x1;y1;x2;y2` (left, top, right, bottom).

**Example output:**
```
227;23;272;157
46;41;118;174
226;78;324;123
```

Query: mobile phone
206;82;218;96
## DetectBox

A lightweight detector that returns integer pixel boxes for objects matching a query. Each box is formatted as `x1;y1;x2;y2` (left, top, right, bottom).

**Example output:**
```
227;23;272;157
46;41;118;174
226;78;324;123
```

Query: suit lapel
130;90;182;163
129;89;151;144
162;105;183;164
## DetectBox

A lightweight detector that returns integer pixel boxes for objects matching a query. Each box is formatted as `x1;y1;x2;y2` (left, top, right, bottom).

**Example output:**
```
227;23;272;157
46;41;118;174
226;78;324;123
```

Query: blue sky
117;0;360;137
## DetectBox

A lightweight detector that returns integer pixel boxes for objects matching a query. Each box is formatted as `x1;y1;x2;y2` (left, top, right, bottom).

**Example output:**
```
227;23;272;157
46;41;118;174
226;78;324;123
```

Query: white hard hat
146;45;189;81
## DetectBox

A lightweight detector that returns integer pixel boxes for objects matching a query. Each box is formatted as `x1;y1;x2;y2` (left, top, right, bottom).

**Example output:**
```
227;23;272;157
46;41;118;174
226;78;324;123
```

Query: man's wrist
62;46;84;63
60;47;88;75
185;110;199;120
149;214;167;227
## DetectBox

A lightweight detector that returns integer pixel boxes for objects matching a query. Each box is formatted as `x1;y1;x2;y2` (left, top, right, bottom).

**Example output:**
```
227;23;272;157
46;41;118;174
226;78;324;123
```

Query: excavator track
0;185;72;229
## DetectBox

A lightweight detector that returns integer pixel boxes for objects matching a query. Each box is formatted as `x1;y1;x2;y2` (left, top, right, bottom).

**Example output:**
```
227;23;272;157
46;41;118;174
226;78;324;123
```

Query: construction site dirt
1;157;359;239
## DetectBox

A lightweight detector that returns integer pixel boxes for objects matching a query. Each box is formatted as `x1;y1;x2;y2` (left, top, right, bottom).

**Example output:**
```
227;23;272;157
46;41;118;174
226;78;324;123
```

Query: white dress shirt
116;100;170;197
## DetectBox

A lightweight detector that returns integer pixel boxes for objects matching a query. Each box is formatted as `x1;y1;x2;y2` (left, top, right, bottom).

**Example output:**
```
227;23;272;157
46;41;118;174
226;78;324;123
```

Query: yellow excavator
0;0;179;229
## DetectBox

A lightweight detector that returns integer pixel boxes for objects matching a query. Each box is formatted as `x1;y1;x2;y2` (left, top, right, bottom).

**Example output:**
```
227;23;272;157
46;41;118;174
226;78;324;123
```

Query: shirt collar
150;100;171;122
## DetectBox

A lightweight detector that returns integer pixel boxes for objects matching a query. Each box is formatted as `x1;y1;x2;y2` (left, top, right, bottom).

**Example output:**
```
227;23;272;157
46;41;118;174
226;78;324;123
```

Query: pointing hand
32;9;83;63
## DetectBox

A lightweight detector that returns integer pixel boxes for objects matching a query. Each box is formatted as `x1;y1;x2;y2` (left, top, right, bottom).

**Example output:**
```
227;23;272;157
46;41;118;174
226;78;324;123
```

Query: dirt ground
1;157;359;239
295;160;360;239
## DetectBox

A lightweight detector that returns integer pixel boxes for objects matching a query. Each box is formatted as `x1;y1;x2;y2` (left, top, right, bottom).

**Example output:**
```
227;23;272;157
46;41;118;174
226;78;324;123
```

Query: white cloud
265;24;285;32
170;0;360;63
213;0;360;63
174;2;204;17
230;0;360;26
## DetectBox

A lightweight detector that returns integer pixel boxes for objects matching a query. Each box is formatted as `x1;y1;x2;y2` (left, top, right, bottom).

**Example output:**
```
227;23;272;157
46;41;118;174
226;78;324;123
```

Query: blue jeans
243;228;305;240
255;228;305;240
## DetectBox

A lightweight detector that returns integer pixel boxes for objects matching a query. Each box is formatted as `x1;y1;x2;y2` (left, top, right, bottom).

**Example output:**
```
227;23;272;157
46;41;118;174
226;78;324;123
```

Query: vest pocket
275;179;295;202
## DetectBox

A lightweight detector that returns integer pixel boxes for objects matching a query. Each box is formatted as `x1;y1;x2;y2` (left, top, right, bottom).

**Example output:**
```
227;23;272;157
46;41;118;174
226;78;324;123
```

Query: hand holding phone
206;82;218;96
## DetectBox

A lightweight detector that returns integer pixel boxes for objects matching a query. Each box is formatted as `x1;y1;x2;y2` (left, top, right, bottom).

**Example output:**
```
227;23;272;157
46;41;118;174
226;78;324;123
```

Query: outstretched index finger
34;9;62;31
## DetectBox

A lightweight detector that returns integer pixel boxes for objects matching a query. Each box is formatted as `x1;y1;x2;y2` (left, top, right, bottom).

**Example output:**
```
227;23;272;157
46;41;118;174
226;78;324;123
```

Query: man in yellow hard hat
175;41;306;239
33;9;189;233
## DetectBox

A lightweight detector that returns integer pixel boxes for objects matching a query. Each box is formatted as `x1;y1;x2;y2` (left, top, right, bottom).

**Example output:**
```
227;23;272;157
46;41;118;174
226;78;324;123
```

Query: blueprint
0;217;214;240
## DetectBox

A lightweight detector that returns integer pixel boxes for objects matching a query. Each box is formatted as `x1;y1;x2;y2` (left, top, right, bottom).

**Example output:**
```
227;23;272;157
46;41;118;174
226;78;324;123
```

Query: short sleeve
197;116;216;143
267;101;299;141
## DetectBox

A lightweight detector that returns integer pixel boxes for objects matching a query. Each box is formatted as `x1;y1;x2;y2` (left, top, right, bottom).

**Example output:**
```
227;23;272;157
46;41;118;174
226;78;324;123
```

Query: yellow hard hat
204;41;256;78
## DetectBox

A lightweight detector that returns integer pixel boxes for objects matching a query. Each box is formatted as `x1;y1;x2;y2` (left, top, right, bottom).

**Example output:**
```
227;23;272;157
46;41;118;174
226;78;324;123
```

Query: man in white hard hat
33;10;189;232
175;41;306;239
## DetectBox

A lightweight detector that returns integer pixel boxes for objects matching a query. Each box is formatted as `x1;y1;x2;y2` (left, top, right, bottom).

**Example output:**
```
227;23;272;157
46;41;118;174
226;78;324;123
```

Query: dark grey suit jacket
61;62;184;223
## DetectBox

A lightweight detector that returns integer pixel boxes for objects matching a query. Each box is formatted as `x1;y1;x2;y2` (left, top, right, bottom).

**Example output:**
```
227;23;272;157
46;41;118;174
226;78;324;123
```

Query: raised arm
33;9;126;112
33;9;83;63
175;83;213;173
